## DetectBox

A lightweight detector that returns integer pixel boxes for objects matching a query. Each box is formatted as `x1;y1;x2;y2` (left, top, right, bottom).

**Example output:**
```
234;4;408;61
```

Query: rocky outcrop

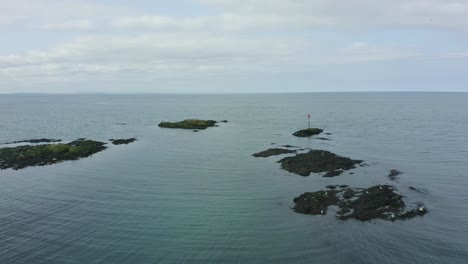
293;185;427;221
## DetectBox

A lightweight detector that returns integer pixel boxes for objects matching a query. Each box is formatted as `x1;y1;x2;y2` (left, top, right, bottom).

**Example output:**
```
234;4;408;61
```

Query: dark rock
193;130;199;132
316;137;331;141
220;120;228;123
293;185;428;222
388;169;402;180
339;185;349;188
292;190;340;215
278;150;362;176
252;148;296;158
293;128;323;137
326;185;337;189
0;139;107;170
325;133;332;135
343;189;355;199
323;170;343;177
8;138;62;144
109;138;137;145
281;145;298;148
158;119;217;130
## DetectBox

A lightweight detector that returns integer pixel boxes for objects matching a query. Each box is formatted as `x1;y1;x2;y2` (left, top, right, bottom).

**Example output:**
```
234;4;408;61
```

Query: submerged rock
323;170;343;177
292;185;427;221
280;145;298;148
278;150;362;176
7;138;62;144
158;119;218;130
109;138;137;145
0;139;107;170
388;169;402;181
252;148;296;158
292;128;323;137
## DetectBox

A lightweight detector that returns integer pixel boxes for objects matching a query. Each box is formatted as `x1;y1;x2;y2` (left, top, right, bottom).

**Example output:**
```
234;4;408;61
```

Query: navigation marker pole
308;114;311;129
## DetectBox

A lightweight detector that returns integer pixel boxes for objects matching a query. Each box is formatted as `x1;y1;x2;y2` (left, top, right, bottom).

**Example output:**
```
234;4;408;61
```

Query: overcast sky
1;0;468;93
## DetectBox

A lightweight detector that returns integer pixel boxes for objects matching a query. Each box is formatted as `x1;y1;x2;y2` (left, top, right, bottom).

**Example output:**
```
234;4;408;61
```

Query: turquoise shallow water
0;93;467;263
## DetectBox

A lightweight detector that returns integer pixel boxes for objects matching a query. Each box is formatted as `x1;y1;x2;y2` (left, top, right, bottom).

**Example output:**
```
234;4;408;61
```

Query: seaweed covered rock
109;138;137;145
252;148;296;158
293;185;427;221
158;119;218;130
0;139;107;170
278;150;362;176
293;128;323;137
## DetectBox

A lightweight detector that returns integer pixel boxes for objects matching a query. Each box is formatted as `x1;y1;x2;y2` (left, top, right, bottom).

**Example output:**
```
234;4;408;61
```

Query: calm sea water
0;93;467;264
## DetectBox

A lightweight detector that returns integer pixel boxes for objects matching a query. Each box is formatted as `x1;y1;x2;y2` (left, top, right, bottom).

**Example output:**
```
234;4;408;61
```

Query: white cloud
1;0;468;92
198;0;468;31
0;0;129;27
0;32;421;84
37;20;93;31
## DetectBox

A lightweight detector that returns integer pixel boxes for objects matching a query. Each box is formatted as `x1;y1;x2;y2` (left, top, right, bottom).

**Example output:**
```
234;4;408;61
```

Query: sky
1;0;468;93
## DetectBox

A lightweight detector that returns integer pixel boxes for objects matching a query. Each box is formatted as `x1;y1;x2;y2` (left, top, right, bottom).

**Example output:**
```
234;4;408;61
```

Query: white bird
390;213;396;219
320;210;324;214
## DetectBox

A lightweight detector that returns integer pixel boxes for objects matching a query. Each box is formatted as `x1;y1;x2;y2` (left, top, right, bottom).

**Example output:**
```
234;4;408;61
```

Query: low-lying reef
158;119;218;130
0;139;107;170
293;185;427;221
293;128;323;137
278;150;362;176
6;138;62;144
252;148;296;158
109;138;137;145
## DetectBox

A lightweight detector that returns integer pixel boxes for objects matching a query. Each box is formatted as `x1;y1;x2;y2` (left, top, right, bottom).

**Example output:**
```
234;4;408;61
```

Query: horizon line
1;91;468;95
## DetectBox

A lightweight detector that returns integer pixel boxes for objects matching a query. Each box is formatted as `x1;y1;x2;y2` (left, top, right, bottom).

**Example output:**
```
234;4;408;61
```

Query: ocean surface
0;93;467;264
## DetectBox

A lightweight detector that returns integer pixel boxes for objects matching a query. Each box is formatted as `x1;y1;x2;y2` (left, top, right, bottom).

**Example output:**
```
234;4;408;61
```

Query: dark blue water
0;93;467;263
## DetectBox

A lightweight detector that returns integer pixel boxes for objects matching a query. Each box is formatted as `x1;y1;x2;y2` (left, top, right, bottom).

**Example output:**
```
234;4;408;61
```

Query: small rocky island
293;128;323;137
158;119;218;130
278;150;362;176
252;148;296;158
293;185;427;221
0;139;107;170
109;138;137;145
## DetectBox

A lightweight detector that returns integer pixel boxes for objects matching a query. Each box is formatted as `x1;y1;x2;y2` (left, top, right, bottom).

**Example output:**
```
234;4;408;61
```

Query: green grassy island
0;139;107;170
158;119;218;130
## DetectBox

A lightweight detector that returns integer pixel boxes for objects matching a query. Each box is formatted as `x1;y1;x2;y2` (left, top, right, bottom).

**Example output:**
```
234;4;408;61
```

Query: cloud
1;0;468;92
198;0;468;31
0;0;129;27
37;20;94;31
0;32;422;85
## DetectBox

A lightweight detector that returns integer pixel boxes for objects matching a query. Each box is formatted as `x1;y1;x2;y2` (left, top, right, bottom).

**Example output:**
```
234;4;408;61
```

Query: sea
0;93;467;264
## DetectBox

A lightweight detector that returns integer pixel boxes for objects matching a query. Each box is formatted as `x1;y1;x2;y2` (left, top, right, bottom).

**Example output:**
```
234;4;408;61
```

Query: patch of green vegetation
0;139;107;170
158;119;217;129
